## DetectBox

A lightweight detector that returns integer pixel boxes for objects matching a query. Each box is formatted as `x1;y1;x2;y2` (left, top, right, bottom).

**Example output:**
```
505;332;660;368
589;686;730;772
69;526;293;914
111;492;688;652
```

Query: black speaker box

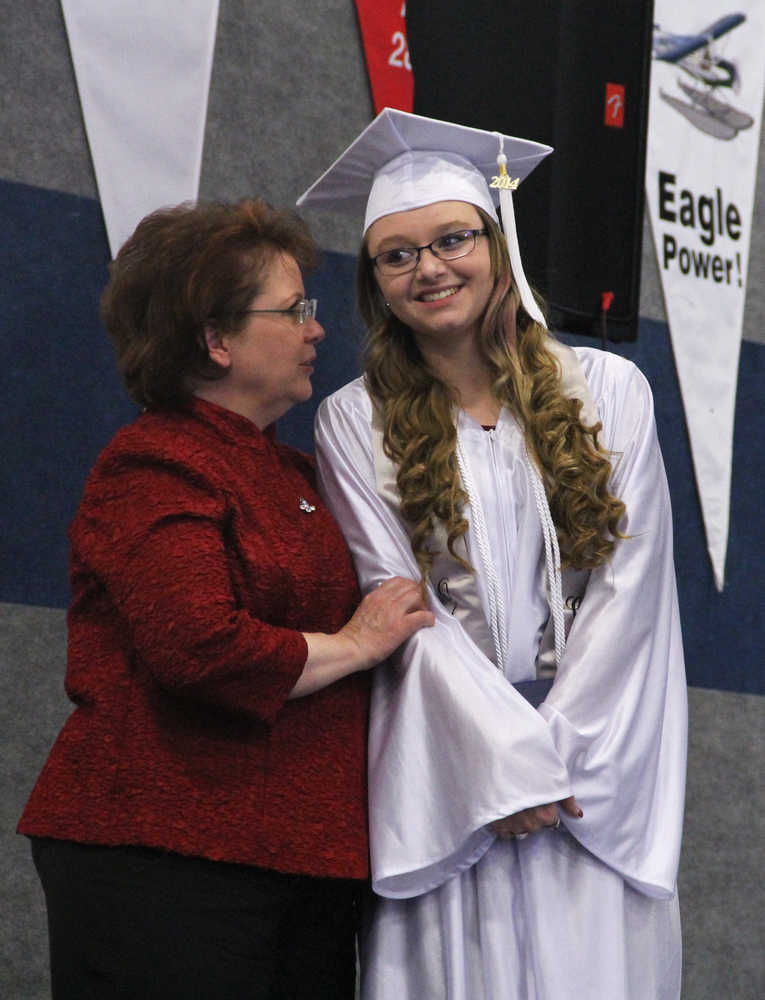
406;0;654;341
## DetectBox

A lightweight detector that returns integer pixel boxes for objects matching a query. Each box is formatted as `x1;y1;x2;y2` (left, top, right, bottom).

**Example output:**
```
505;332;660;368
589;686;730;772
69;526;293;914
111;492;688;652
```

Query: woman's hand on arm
489;795;583;840
290;577;435;698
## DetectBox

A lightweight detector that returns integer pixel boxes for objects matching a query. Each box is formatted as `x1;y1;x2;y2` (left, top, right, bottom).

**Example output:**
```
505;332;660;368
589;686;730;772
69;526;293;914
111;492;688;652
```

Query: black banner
406;0;654;341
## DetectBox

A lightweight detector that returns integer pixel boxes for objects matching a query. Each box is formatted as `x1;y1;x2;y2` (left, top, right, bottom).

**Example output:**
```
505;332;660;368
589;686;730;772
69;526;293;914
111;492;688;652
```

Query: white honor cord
524;450;566;667
455;436;509;673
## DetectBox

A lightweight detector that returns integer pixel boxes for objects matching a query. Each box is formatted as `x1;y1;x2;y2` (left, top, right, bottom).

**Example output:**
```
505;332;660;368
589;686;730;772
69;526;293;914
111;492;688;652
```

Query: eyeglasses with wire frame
371;229;488;276
243;298;318;325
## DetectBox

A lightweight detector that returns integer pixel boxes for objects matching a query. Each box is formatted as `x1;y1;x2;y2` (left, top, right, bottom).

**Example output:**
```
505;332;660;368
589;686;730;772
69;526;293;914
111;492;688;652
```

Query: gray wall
1;2;763;997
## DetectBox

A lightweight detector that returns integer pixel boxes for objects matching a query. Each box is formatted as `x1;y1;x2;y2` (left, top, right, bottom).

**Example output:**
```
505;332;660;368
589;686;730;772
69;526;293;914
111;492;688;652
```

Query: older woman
18;198;433;999
299;110;687;999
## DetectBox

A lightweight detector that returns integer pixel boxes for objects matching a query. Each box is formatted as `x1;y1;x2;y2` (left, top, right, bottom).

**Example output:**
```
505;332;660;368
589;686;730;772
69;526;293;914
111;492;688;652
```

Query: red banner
354;1;413;114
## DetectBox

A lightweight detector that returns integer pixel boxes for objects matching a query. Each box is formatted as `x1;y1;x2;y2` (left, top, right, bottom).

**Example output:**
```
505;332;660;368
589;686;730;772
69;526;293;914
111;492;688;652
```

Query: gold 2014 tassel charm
490;153;519;191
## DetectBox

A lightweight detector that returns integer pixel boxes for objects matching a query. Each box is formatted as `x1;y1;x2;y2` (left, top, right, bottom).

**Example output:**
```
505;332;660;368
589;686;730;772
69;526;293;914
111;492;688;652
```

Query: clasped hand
489;795;583;840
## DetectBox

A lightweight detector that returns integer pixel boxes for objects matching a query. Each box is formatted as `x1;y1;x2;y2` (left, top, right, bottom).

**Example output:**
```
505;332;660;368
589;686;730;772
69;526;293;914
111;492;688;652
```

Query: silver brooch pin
298;497;316;513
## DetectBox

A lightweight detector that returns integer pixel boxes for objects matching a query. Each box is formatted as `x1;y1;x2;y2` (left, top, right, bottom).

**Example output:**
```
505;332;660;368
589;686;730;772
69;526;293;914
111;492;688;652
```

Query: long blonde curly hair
357;207;626;581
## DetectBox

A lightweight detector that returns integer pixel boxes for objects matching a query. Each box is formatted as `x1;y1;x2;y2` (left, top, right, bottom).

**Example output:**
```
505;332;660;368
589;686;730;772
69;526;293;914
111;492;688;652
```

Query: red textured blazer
19;398;370;879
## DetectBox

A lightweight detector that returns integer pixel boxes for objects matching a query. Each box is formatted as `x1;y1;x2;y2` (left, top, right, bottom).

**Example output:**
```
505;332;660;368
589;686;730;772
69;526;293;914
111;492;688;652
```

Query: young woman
301;110;687;999
18;198;433;999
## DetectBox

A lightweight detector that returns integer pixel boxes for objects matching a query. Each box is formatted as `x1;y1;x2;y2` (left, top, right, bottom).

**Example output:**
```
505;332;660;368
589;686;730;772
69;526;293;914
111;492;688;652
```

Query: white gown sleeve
315;383;573;899
539;352;687;899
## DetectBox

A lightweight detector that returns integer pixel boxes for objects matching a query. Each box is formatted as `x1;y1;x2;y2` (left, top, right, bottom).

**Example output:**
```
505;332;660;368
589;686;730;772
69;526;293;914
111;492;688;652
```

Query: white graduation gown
314;348;687;1000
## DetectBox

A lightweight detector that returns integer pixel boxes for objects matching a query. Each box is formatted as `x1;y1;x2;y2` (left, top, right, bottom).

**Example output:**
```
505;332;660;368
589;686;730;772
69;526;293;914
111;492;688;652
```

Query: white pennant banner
646;3;765;591
61;0;219;258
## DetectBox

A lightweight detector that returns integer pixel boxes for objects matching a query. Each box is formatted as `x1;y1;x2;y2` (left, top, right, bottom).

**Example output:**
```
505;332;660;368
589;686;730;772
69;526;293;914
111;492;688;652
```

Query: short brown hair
101;198;318;409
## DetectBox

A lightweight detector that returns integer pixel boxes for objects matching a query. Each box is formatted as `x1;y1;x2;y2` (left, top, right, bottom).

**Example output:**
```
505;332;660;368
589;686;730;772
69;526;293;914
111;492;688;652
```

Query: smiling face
366;200;494;352
203;251;324;428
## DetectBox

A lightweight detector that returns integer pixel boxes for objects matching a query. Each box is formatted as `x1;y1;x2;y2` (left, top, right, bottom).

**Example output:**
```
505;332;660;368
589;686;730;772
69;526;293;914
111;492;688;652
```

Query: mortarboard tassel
491;141;547;329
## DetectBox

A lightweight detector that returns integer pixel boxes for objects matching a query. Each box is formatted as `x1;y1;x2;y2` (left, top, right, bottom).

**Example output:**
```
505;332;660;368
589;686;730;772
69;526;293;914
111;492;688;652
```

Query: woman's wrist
288;630;367;699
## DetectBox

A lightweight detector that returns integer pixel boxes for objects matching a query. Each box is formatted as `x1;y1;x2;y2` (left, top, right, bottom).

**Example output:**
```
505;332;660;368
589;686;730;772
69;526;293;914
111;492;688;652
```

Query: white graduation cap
297;108;552;327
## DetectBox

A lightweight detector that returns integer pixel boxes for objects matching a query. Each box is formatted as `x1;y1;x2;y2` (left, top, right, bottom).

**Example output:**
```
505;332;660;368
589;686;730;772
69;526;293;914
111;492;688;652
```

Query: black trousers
31;838;361;1000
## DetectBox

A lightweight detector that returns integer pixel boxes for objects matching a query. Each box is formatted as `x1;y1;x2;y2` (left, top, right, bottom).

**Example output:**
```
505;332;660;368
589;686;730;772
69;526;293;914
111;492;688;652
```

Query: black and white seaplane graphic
653;13;755;140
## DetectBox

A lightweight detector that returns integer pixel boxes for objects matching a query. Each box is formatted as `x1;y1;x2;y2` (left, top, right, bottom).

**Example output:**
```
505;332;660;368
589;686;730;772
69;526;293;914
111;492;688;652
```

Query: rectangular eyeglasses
244;298;318;325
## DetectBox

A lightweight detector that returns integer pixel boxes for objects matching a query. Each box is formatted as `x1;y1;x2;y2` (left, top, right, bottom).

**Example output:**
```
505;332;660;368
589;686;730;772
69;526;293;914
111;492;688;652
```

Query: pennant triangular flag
646;2;765;590
61;0;219;257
